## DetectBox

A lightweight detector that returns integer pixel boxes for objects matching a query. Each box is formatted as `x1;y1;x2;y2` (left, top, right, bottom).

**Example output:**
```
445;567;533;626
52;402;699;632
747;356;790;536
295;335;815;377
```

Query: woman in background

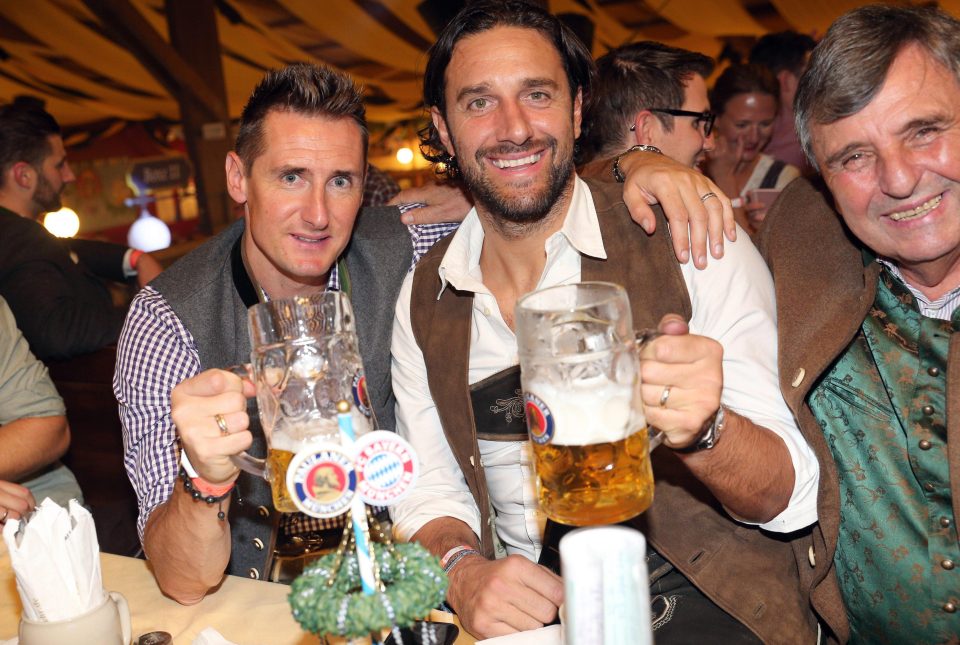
705;64;800;236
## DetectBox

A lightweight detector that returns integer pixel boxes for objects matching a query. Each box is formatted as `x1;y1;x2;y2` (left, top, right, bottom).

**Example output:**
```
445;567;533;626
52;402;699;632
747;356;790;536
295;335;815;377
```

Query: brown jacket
759;177;960;643
409;177;818;644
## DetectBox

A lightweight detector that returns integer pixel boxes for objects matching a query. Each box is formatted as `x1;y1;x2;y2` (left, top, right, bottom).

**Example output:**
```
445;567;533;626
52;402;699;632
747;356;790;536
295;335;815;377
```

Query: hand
170;368;256;485
135;252;164;287
0;480;36;525
388;181;473;225
618;151;735;269
447;554;563;639
744;196;768;233
639;314;723;449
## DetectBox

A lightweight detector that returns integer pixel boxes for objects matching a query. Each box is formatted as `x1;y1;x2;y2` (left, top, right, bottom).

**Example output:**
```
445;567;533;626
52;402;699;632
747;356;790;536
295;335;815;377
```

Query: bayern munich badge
524;392;555;445
352;371;372;417
286;444;357;518
354;431;418;506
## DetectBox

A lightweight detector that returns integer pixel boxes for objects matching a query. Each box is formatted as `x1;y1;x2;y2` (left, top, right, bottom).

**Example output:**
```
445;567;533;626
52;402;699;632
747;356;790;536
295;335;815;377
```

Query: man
0;102;162;361
0;295;81;521
748;31;816;171
390;2;818;642
580;41;715;170
759;5;960;643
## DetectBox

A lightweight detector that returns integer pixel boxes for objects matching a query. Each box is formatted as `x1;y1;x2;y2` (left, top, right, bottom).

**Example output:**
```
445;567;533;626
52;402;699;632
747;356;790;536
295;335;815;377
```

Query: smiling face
811;44;960;295
431;26;581;230
716;92;777;164
227;109;365;299
651;74;715;169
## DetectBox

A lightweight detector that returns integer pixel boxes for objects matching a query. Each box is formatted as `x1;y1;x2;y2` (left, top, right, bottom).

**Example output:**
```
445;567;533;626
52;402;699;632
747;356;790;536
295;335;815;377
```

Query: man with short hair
0;102;162;360
748;31;816;170
581;41;715;170
390;2;818;641
759;5;960;643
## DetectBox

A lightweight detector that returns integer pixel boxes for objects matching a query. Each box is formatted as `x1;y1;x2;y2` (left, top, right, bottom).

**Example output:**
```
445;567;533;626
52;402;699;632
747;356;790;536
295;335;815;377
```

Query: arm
114;289;241;603
615;151;737;268
390;276;562;638
0;416;69;481
388;180;473;226
135;252;164;287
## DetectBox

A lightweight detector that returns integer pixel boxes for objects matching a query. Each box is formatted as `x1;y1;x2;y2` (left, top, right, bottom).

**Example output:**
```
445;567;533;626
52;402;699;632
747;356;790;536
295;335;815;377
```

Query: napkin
192;627;239;645
476;625;563;644
1;498;105;622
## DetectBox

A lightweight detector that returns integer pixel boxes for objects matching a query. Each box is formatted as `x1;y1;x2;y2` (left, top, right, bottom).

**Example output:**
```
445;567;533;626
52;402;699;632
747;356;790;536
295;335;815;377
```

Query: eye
841;151;871;171
468;97;489;111
331;176;352;189
281;172;299;184
528;90;549;101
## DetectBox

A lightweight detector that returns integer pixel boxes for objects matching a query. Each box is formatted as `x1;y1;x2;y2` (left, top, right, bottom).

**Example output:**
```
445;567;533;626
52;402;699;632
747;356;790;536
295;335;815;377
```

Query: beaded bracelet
179;466;233;520
441;547;481;574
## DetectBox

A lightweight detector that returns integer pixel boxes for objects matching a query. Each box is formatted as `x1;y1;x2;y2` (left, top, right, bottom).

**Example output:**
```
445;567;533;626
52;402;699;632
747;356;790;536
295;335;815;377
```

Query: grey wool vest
152;206;412;579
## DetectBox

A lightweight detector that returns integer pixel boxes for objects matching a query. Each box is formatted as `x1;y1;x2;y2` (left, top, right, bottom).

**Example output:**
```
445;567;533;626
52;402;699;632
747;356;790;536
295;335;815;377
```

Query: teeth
492;153;540;169
889;194;942;221
294;235;321;242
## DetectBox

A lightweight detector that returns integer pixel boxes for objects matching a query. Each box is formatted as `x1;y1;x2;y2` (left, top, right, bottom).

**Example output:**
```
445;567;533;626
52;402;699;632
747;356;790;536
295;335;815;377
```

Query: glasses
650;108;716;137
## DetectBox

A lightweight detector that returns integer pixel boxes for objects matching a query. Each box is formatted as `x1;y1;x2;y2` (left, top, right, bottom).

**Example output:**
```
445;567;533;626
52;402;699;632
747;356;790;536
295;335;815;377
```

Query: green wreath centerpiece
289;538;447;639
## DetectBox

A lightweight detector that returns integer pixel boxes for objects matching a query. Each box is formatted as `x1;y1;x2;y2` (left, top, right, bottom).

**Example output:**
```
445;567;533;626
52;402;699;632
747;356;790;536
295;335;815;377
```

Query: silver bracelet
442;548;482;574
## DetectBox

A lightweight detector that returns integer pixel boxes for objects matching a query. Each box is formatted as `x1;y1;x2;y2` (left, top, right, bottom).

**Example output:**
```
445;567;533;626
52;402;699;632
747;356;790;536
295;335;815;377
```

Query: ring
0;509;7;523
658;386;672;408
215;414;229;436
699;191;718;203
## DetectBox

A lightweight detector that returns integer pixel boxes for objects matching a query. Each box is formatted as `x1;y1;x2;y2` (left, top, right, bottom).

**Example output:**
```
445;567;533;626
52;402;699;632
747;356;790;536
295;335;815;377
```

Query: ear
573;88;583;139
225;152;247;204
11;162;36;191
777;69;798;100
430;106;454;158
634;110;662;147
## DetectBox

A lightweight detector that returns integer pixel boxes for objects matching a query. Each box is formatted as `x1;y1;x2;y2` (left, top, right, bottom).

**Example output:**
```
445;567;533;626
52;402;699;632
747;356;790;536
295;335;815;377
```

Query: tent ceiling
0;0;948;128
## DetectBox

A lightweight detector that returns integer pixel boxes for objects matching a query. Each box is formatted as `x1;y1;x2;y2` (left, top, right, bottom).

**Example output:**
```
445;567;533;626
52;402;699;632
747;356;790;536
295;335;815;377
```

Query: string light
43;207;80;238
396;147;414;165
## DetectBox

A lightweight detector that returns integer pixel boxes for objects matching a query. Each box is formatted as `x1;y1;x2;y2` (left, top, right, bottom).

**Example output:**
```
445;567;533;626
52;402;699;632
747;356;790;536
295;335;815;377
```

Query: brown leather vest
409;178;818;644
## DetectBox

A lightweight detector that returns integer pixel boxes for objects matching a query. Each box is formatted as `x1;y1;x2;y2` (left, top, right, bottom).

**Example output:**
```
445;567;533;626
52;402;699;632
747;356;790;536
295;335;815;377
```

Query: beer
267;448;298;512
533;430;653;525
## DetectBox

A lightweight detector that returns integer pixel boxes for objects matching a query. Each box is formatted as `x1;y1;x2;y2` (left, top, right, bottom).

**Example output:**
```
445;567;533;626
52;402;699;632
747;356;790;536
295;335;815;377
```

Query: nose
876;150;921;200
495;99;533;146
62;161;76;183
702;130;716;153
301;186;330;229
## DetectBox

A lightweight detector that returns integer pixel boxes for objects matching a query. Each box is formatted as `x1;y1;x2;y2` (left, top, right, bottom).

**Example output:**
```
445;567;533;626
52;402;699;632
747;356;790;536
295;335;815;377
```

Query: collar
435;175;605;298
231;232;341;308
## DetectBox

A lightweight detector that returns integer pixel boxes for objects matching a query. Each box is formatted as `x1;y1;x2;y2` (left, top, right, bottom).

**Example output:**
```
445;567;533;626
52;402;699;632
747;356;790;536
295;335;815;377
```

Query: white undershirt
390;177;819;561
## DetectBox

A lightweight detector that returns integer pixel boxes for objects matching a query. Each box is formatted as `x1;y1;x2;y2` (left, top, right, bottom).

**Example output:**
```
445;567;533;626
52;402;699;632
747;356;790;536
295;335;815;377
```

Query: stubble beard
31;171;63;217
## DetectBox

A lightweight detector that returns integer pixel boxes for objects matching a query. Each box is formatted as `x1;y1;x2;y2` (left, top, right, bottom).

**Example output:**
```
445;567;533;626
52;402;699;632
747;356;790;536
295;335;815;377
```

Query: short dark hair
710;64;779;116
235;63;367;174
419;0;595;179
749;31;816;78
581;41;714;162
0;101;60;190
795;4;960;171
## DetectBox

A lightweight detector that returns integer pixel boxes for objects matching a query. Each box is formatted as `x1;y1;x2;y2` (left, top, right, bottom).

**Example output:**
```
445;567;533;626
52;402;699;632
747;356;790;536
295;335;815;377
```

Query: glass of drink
231;292;372;513
516;282;658;526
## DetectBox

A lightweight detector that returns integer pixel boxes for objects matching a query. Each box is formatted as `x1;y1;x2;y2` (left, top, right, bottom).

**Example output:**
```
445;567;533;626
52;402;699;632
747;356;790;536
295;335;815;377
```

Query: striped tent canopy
3;0;955;130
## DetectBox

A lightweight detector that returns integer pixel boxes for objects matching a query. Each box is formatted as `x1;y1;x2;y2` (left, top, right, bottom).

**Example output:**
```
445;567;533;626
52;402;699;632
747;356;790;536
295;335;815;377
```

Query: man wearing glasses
580;41;715;172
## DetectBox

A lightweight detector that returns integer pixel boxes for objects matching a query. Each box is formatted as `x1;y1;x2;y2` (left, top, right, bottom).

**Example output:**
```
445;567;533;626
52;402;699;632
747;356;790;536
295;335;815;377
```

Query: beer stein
516;282;660;526
231;292;372;513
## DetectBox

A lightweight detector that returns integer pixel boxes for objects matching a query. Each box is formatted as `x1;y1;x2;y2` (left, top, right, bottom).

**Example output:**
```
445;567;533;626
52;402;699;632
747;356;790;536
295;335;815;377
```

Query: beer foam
269;408;372;452
525;378;644;446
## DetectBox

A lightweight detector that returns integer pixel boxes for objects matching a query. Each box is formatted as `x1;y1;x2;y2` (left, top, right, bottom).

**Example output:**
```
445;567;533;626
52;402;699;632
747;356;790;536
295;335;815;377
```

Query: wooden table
1;541;474;644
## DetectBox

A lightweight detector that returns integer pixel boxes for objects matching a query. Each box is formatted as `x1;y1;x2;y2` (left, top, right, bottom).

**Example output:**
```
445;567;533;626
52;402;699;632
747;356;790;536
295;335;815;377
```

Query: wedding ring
658;386;672;408
215;414;229;436
0;508;7;523
699;191;718;203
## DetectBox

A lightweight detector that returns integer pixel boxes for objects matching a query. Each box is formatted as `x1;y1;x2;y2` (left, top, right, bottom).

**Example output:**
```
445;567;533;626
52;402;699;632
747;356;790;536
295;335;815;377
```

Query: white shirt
390;177;819;561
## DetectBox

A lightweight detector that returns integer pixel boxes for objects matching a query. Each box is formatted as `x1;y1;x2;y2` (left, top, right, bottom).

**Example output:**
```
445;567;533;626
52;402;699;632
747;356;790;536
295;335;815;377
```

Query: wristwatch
694;405;726;451
612;144;663;183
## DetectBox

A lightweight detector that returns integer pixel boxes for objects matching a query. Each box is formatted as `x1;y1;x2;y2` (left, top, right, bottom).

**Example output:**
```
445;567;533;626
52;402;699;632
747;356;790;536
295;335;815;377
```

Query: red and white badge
287;444;357;518
354;431;418;506
524;392;555;445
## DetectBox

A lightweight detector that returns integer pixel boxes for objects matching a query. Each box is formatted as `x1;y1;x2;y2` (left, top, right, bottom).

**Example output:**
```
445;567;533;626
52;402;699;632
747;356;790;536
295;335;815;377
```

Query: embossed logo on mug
524;392;555;445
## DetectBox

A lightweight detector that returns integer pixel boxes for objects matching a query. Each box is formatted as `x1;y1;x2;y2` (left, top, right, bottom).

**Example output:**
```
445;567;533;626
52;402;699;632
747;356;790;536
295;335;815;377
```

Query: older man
759;5;960;643
390;2;818;641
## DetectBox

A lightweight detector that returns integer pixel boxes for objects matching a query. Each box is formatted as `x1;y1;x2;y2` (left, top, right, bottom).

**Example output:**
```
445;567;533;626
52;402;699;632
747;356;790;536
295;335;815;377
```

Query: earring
629;124;636;131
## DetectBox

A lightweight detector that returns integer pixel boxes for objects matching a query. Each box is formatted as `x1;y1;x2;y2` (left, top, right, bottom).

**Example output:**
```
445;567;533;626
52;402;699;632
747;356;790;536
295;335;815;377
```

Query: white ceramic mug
19;590;132;645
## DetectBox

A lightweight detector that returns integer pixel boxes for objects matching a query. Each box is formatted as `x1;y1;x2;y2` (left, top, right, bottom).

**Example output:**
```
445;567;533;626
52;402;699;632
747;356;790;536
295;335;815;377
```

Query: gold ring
658;386;672;408
699;191;718;203
215;414;229;436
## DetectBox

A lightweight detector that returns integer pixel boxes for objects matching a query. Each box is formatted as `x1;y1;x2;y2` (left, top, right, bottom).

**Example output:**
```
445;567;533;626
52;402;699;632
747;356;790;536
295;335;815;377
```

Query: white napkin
1;498;105;622
476;624;563;644
192;627;239;645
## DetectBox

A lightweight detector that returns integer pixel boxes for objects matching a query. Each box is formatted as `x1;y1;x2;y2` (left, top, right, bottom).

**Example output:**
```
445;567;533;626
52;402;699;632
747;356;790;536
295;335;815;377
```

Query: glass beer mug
516;282;660;526
231;292;372;513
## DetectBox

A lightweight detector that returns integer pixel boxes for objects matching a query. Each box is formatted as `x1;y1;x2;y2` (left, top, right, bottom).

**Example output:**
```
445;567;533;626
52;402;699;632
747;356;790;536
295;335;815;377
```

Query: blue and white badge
524;392;555;445
355;431;418;505
286;444;357;518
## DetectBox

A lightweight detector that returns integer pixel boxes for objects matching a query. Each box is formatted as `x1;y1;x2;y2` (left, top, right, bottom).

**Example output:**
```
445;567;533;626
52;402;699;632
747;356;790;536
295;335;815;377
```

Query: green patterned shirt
808;269;959;643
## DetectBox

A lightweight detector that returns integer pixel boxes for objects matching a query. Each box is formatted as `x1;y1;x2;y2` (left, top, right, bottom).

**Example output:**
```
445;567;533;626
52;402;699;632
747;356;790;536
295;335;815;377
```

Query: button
257;505;270;518
922;405;935;416
941;517;952;528
924;482;936;492
919;440;932;450
942;560;955;570
247;568;260;580
808;545;816;567
943;602;956;613
252;538;264;551
483;307;491;316
791;368;805;388
928;366;941;377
